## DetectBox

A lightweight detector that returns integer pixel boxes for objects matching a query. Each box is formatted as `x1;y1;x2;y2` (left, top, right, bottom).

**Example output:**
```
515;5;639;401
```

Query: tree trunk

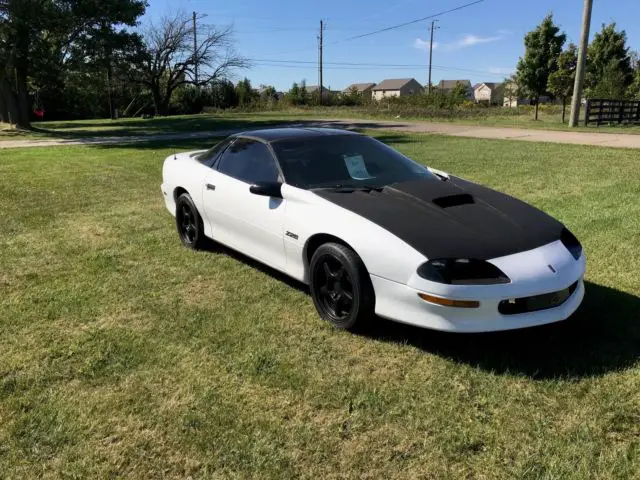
150;83;161;116
0;84;9;124
562;98;566;123
16;75;31;128
0;74;24;127
534;99;539;121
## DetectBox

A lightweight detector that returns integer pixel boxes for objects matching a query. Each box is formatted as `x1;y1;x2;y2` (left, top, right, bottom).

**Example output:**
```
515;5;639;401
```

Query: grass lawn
1;133;639;478
0;113;293;142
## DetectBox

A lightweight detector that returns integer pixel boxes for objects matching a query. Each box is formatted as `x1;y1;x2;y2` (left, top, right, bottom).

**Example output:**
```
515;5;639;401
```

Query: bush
170;87;204;115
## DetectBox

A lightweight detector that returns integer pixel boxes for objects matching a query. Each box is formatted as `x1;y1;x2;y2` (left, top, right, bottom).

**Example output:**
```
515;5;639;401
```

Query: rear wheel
309;243;375;330
175;193;206;249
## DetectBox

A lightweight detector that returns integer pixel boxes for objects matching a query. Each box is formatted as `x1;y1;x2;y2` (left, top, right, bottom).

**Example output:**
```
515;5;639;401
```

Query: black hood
314;176;565;260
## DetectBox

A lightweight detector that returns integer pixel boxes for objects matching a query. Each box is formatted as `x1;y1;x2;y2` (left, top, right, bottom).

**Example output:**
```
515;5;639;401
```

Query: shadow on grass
201;240;309;295
226;243;638;378
25;118;414;145
200;239;638;379
358;281;640;379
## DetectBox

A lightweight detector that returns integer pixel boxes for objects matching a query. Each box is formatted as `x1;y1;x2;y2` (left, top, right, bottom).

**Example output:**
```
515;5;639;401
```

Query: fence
585;99;640;126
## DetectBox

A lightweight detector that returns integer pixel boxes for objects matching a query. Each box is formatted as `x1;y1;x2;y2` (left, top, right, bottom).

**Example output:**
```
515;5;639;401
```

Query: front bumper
371;275;584;332
371;240;586;333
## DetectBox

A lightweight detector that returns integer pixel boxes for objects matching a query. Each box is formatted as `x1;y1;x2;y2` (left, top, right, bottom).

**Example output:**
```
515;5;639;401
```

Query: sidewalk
2;119;640;149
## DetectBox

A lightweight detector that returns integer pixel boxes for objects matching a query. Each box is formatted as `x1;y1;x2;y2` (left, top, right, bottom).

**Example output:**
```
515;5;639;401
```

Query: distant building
474;82;503;104
372;78;423;101
343;83;376;100
437;79;474;100
304;85;330;97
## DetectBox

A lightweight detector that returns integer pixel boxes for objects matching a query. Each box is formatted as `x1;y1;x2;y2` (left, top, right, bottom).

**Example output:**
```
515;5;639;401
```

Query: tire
309;242;375;330
175;193;206;249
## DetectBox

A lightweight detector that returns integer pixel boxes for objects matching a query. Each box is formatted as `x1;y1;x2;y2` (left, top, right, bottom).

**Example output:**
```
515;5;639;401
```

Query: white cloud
488;67;515;75
413;38;438;52
415;31;509;53
458;34;503;47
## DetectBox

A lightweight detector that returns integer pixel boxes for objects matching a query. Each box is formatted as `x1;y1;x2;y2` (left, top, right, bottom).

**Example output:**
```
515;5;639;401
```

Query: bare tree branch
131;11;248;114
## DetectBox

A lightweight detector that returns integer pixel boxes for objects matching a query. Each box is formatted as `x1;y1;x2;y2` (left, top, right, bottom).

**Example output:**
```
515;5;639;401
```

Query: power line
248;58;507;75
250;62;507;77
332;0;485;44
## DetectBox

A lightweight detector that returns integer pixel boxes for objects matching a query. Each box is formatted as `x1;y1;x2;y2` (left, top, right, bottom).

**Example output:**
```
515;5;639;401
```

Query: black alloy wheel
175;193;206;249
310;242;375;330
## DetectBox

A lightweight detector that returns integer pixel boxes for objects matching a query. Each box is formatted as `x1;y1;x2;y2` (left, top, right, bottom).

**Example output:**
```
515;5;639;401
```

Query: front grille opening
498;282;579;315
432;194;475;208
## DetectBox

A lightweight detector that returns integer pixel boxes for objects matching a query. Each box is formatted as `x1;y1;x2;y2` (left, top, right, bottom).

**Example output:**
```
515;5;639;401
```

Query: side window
216;139;280;184
197;139;231;167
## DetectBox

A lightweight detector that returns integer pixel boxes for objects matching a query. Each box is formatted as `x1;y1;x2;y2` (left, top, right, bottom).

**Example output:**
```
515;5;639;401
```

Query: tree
450;82;469;105
548;44;577;123
134;12;248;115
588;60;630;100
209;79;238;109
586;23;633;98
299;79;308;105
257;84;277;107
503;74;519;107
235;78;255;107
0;0;146;127
516;14;566;120
288;82;300;105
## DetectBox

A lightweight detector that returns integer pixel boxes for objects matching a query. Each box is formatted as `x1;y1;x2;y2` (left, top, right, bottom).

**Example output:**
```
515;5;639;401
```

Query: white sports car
161;128;585;332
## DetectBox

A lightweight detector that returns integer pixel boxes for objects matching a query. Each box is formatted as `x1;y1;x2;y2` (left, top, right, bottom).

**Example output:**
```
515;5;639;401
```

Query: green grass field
1;132;639;478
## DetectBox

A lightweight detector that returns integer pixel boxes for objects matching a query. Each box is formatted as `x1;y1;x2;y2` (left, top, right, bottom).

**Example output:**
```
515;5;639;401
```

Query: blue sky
143;0;640;91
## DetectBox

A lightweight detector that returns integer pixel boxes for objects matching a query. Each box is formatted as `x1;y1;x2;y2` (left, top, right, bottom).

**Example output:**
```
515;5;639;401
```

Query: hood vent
433;194;475;208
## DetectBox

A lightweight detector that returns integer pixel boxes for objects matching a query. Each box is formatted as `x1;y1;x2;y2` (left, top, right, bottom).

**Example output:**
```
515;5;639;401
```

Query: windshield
271;135;435;189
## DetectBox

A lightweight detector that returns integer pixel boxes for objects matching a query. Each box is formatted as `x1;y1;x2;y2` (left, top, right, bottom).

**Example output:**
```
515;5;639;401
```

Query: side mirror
249;181;283;198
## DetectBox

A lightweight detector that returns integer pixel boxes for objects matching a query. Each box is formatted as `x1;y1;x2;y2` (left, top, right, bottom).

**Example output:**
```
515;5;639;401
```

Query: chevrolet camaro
161;128;586;332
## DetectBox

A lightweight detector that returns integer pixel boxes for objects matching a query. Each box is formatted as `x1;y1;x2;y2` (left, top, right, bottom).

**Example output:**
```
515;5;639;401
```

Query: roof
235;127;360;142
438;79;472;89
343;83;376;93
372;78;418;91
303;85;328;93
475;82;501;90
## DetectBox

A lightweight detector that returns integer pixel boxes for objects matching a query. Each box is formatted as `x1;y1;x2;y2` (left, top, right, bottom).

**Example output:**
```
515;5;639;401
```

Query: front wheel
309;243;375;330
175;193;206;249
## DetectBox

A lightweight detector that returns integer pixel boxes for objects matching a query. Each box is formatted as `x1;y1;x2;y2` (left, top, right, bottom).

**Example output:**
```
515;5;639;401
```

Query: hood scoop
433;193;475;208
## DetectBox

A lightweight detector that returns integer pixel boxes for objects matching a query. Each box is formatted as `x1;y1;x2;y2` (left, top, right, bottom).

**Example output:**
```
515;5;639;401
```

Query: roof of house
475;82;501;90
372;78;420;91
343;83;376;93
303;85;328;93
438;79;472;89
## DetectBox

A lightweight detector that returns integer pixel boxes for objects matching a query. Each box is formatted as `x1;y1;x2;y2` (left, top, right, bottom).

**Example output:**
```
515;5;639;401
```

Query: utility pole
569;0;593;127
427;20;439;94
193;11;198;85
319;20;324;105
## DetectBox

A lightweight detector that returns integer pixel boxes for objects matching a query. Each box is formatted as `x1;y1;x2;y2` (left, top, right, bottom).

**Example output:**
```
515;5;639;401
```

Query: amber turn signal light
418;293;480;308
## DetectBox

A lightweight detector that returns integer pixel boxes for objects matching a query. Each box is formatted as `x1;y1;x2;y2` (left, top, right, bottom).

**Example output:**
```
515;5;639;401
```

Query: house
503;80;521;107
343;83;376;100
437;79;474;99
304;85;330;97
502;80;554;107
371;78;423;101
474;82;503;104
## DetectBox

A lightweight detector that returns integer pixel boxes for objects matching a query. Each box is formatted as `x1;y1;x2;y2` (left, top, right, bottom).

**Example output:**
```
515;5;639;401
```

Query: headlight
561;228;582;260
417;258;510;285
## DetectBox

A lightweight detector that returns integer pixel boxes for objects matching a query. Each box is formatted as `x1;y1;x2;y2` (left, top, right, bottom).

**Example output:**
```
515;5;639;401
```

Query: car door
202;138;287;271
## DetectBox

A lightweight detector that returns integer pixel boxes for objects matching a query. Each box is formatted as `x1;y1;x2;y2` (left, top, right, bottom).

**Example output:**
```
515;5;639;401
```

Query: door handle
206;183;216;191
